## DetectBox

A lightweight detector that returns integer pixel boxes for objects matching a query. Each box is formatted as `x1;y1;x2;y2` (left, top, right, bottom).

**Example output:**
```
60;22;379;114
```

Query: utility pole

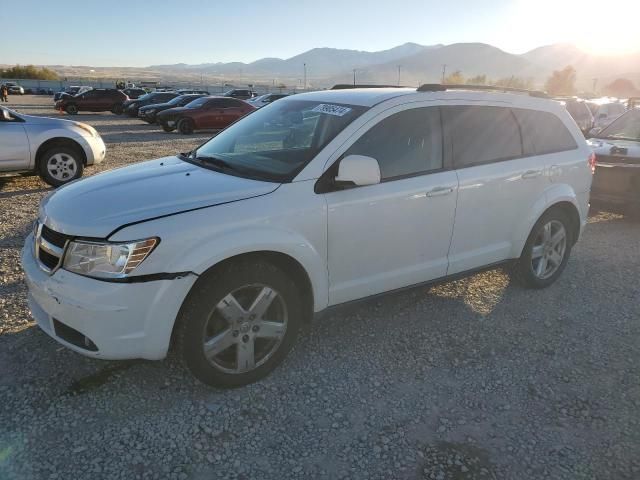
397;65;401;86
441;64;447;83
303;63;307;90
353;69;356;86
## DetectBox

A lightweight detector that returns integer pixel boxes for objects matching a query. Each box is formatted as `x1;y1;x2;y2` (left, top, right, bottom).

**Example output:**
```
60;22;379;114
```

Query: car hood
140;102;172;111
589;138;640;159
19;113;87;128
39;156;280;238
157;106;193;118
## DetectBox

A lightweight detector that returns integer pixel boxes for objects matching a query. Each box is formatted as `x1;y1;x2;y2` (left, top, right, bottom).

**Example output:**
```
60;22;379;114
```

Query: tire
65;104;78;115
176;260;303;388
38;146;84;187
515;209;573;289
177;118;194;135
161;123;175;133
111;103;123;114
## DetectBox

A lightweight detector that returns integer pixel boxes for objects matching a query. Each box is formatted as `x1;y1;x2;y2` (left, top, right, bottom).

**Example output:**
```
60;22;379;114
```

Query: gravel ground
1;96;639;480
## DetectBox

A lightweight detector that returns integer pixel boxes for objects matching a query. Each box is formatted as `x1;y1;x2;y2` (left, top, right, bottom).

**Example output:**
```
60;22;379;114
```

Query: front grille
41;224;70;248
36;224;71;273
38;249;60;270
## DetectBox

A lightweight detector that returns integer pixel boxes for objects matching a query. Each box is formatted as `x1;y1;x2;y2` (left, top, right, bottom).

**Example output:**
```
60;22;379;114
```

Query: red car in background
156;97;255;134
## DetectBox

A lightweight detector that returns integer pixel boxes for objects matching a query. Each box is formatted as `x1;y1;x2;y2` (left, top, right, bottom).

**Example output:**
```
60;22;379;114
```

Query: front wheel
515;209;573;288
38;146;84;187
176;260;302;387
65;104;78;115
161;123;175;132
111;103;123;114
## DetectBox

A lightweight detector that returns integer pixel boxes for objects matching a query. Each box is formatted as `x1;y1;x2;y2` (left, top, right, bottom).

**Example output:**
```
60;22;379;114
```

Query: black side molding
91;271;198;284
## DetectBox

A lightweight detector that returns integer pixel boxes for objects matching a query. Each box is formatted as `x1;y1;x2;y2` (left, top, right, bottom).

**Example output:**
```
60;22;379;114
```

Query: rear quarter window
512;108;578;156
442;105;522;168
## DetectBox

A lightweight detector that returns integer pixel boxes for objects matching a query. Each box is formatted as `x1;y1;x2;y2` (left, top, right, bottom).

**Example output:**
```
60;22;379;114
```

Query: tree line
1;65;60;80
442;66;639;97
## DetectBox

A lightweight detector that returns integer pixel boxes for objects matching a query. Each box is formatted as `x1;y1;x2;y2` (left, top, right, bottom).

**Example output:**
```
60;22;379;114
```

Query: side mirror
335;155;381;186
1;108;12;121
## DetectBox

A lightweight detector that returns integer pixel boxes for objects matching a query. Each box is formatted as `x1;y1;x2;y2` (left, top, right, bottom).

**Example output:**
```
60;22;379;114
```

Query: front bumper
21;233;196;360
84;135;106;165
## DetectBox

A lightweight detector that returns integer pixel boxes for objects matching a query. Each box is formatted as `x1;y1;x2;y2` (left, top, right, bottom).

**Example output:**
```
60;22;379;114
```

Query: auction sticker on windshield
311;104;352;117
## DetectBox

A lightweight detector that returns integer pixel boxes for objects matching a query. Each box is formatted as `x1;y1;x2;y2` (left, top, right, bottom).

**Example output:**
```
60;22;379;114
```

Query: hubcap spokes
531;220;566;280
47;154;77;181
203;285;287;374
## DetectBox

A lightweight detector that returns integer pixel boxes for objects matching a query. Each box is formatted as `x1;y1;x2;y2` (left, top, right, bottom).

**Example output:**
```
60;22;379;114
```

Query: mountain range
150;42;640;91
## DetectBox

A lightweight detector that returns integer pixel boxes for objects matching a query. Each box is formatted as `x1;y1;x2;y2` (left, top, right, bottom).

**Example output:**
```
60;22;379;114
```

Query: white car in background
0;105;105;186
249;93;289;108
5;82;25;95
22;86;592;387
593;102;626;129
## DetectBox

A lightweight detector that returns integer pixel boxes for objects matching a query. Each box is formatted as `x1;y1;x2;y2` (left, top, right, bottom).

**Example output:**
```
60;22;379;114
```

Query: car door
323;105;459;305
219;99;247;127
0;109;30;171
198;99;224;129
443;104;550;274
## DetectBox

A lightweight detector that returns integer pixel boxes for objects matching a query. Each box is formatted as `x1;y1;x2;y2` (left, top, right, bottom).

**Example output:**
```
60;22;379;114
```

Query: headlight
74;122;98;138
63;238;158;279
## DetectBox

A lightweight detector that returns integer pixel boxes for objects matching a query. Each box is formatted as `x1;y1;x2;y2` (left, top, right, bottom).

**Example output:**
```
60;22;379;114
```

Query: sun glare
512;0;640;55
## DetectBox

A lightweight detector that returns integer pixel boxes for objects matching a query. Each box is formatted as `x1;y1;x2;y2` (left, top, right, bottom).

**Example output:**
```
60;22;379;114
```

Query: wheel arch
35;137;88;170
169;250;316;351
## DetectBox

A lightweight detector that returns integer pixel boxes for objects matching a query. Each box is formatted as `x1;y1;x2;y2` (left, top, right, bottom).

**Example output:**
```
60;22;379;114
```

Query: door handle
426;186;454;197
522;169;543;179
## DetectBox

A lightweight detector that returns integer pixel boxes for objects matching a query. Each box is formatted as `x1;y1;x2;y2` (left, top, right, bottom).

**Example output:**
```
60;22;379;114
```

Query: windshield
167;95;189;105
189;99;368;182
597;110;640;141
185;97;211;108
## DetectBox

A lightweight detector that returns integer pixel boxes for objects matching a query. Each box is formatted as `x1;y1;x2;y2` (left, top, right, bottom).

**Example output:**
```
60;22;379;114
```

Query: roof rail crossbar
417;83;548;98
331;84;407;90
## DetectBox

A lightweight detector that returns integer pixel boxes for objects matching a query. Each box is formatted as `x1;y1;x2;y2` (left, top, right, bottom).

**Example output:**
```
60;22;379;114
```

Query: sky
3;0;639;67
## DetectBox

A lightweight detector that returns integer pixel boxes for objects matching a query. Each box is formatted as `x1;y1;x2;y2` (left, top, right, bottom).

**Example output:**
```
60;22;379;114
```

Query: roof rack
330;84;407;90
417;83;549;98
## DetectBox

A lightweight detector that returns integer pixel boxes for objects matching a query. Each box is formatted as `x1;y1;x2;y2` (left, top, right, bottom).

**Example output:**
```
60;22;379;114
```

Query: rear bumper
21;234;196;360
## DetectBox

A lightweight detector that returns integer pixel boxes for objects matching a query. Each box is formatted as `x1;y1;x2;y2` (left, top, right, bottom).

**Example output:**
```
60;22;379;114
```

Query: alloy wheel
202;284;288;374
530;220;567;280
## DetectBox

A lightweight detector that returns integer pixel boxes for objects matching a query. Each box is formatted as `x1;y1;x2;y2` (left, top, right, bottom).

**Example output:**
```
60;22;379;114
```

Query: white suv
22;86;593;387
1;105;106;186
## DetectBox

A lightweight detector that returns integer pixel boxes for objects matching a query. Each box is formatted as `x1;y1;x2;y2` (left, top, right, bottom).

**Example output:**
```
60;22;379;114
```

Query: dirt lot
1;96;639;480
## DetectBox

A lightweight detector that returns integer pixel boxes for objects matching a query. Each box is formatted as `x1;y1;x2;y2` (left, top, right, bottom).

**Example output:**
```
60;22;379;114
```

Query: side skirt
314;259;515;321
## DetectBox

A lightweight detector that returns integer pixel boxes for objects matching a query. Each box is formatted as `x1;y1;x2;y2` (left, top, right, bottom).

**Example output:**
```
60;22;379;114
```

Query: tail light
588;152;597;174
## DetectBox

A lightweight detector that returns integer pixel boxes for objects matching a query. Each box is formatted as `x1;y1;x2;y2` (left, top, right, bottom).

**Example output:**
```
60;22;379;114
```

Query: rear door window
442;105;522;168
512;108;577;155
345;107;443;180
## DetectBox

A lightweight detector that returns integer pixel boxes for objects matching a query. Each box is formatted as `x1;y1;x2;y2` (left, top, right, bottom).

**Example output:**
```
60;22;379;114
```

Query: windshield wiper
193;154;237;171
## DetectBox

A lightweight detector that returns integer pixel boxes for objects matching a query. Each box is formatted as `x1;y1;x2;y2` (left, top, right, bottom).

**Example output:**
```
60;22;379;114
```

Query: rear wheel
176;260;302;387
515;209;572;288
111;103;123;114
65;104;78;115
177;118;194;135
38;146;84;187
